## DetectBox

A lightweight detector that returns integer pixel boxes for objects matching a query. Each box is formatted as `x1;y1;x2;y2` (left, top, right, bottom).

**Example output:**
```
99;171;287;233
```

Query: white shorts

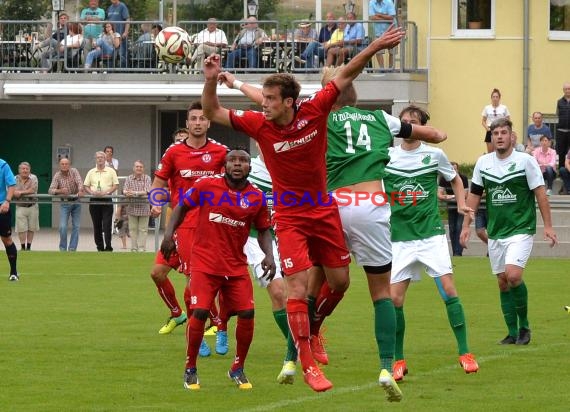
334;193;391;266
488;234;533;275
244;236;283;288
391;234;453;284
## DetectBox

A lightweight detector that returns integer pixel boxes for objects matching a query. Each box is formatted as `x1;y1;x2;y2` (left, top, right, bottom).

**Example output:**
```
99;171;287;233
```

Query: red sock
183;283;191;314
231;317;254;372
310;282;344;335
287;298;315;372
185;316;206;369
156;278;182;317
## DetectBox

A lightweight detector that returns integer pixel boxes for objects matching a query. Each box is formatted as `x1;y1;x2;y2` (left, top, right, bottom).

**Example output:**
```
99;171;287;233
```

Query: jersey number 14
344;121;371;153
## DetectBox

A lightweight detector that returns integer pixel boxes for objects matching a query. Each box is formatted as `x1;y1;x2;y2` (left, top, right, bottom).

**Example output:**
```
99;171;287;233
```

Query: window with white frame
452;0;495;38
550;0;570;40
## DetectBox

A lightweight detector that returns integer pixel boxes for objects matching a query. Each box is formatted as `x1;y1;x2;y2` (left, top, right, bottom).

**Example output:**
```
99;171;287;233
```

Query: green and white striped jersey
384;143;456;242
471;151;544;239
248;156;274;238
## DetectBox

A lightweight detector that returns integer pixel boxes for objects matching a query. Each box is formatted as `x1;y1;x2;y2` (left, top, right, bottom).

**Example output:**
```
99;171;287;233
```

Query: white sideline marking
244;342;569;411
30;273;131;276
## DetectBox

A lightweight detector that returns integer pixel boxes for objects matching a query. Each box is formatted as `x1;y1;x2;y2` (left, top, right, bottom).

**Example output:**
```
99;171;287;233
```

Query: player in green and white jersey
384;106;479;380
461;118;558;345
244;151;298;384
317;68;447;401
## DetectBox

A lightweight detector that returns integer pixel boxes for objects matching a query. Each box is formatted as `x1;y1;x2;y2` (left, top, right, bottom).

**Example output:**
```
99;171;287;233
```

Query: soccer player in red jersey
149;102;228;345
161;148;276;390
201;25;405;392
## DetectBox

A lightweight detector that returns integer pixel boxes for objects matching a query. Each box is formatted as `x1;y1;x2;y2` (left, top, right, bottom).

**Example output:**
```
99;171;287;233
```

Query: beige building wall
408;0;570;164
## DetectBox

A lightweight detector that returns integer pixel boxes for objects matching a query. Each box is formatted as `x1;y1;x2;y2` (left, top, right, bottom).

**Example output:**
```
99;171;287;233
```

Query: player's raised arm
218;71;263;105
409;124;447;144
334;24;405;91
202;54;232;127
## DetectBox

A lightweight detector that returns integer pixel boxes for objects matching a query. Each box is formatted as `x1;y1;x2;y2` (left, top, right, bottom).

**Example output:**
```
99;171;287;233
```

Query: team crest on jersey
234;110;244;117
296;119;308;130
507;162;516;172
421;154;431;165
240;198;249;209
202;153;212;163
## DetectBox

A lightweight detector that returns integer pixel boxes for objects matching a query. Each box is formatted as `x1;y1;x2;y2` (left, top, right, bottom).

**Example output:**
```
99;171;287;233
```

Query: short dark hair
490;117;512;131
188;101;202;112
399;105;430;125
263;74;301;102
104;145;114;153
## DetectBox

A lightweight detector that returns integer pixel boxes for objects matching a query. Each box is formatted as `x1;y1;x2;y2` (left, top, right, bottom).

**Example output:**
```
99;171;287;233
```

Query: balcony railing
0;19;420;74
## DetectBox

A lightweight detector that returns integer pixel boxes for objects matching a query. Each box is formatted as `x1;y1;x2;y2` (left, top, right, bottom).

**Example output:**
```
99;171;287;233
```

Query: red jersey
155;138;228;228
229;82;339;215
183;175;271;276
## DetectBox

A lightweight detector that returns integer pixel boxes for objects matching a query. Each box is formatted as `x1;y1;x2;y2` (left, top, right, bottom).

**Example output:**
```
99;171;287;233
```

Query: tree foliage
0;0;51;20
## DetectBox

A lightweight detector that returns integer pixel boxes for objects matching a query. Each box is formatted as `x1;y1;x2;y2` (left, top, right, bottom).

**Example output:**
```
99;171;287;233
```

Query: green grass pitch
1;253;569;411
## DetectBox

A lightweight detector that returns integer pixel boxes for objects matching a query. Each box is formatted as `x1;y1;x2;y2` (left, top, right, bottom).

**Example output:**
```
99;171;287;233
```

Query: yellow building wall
407;0;570;164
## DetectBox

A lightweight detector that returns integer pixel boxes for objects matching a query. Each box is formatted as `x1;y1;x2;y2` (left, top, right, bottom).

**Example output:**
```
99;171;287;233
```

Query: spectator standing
326;12;364;67
555;82;570;170
296;11;337;69
80;0;105;53
123;160;151;252
190;18;228;69
438;161;469;256
84;151;119;251
104;145;119;170
0;159;18;281
526;111;552;153
532;135;557;196
224;17;268;69
481;88;510;153
559;149;570;195
106;0;130;68
369;0;397;68
13;162;39;251
48;158;84;251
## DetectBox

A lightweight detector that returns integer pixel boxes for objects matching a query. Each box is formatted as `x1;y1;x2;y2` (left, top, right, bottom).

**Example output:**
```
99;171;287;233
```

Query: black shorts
484;130;492;143
0;209;13;237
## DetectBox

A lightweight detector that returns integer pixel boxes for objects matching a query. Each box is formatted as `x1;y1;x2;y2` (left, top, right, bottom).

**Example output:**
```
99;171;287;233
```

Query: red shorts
154;227;195;273
189;271;254;315
274;204;350;275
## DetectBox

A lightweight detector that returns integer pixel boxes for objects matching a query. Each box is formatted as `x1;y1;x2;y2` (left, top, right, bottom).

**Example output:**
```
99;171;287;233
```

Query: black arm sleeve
396;122;412;139
470;182;484;196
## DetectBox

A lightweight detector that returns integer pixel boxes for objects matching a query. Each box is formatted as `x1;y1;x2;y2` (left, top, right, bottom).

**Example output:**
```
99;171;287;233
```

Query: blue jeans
542;166;556;190
85;38;115;67
301;41;324;68
59;202;81;251
447;207;465;256
224;47;258;69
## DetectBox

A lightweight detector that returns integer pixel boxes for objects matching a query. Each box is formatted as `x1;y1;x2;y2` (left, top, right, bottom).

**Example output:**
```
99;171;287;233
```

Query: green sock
374;298;396;371
445;296;469;355
510;282;529;330
394;306;405;361
273;308;298;362
500;290;519;337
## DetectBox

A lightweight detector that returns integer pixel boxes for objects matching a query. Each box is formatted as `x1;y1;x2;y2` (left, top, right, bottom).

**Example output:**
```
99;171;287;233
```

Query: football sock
26;243;31;251
274;308;298;362
445;296;469;354
5;243;17;274
185;316;206;369
500;290;518;337
156;278;183;318
310;282;344;335
286;298;315;371
394;306;405;360
510;282;529;329
374;298;396;371
231;317;254;372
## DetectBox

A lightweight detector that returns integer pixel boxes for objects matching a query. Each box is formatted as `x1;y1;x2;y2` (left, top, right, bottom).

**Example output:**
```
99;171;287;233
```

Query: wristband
233;80;244;90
